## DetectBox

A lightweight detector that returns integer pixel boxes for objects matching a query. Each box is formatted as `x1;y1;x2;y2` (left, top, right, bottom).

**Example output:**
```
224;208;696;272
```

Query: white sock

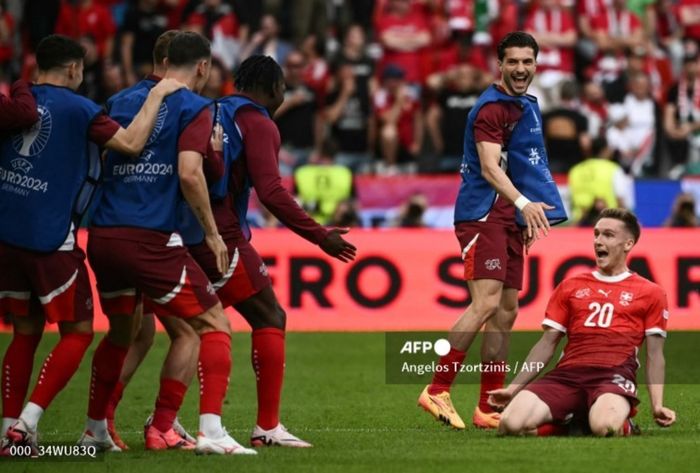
199;414;224;438
2;417;17;436
86;417;108;438
19;402;44;432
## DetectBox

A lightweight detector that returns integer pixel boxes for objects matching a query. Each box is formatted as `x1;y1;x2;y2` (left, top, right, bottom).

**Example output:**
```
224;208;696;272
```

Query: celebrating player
488;208;676;436
177;55;356;448
102;29;201;451
418;31;567;430
85;31;255;455
0;34;183;454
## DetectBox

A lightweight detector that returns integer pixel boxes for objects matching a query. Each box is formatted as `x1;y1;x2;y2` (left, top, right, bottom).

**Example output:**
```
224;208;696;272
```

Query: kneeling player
488;209;676;436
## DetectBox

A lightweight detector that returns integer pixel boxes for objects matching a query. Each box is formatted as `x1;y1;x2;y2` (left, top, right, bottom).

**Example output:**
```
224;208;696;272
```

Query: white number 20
584;302;614;328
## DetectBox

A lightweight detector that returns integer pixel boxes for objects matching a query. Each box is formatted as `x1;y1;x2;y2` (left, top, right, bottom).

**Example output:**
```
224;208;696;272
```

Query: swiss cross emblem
620;291;634;306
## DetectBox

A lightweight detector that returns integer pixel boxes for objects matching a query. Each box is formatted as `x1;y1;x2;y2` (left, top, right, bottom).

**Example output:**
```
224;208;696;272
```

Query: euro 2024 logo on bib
12;105;52;161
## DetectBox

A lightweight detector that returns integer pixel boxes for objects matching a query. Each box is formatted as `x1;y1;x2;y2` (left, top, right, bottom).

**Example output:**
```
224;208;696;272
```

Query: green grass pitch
1;332;699;473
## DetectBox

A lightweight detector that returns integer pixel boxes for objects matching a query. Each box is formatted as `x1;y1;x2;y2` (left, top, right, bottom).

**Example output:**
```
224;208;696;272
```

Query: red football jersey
543;271;669;369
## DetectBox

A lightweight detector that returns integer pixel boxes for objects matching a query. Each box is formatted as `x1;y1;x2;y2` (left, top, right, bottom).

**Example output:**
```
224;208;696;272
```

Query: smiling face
498;46;536;96
593;218;635;275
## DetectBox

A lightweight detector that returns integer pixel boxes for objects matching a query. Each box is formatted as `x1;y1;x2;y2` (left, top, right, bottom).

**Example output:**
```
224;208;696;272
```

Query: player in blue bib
419;32;568;431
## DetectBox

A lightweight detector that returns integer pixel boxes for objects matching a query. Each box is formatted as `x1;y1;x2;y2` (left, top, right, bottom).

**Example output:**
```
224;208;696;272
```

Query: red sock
537;423;568;436
29;333;93;409
152;378;187;432
198;331;231;415
252;328;285;430
106;381;125;422
2;333;41;418
428;347;466;395
478;361;507;413
87;338;128;420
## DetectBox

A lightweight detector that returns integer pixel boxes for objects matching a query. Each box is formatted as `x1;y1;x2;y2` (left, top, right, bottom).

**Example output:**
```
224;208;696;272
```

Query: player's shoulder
475;99;522;123
628;273;667;299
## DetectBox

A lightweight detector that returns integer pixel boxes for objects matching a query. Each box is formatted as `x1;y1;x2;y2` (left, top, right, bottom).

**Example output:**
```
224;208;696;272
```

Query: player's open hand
151;77;188;97
205;232;229;275
487;388;513;410
210;124;224;152
320;228;357;263
653;406;676;427
521;202;554;240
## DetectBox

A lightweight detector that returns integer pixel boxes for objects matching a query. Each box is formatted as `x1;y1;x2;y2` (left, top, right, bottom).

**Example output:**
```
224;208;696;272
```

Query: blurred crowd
1;0;700;226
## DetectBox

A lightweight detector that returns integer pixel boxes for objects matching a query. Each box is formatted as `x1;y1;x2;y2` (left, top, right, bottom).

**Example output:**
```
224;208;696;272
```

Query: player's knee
589;417;624;437
134;324;155;350
190;303;231;335
472;301;500;324
499;411;526;436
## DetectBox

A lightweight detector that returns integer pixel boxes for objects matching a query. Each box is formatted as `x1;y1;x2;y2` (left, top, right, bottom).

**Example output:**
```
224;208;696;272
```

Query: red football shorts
0;242;93;323
524;360;640;424
455;221;524;290
188;236;271;307
87;228;219;318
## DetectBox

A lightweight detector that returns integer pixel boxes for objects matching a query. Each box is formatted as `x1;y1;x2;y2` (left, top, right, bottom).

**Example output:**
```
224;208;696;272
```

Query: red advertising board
4;228;700;332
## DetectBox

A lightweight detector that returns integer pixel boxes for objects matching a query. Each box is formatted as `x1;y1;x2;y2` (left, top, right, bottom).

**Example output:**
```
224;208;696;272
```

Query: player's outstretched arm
179;150;229;275
645;334;676;427
319;227;357;263
477;141;554;240
104;78;186;156
488;328;563;408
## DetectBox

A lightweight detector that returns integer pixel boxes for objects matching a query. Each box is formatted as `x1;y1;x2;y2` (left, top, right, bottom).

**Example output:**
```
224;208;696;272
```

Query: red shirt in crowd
55;0;116;59
524;6;576;74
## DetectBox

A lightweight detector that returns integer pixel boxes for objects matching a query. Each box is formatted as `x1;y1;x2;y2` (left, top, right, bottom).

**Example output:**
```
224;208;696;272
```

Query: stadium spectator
393;192;428;227
581;80;609;139
418;32;566;432
373;63;423;174
0;34;182;454
118;0;167;86
299;34;330;107
664;192;698;227
240;14;292;65
425;64;483;172
185;0;245;70
201;54;355;447
664;51;700;178
679;0;700;44
330;199;362;227
374;0;432;85
288;0;327;46
568;137;635;224
201;58;232;99
21;0;61;54
489;209;676;437
274;50;321;175
294;140;355;225
604;46;662;104
524;0;577;111
331;23;377;107
542;80;591;174
324;61;374;173
54;0;116;62
622;72;661;175
653;0;684;76
590;0;644;86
